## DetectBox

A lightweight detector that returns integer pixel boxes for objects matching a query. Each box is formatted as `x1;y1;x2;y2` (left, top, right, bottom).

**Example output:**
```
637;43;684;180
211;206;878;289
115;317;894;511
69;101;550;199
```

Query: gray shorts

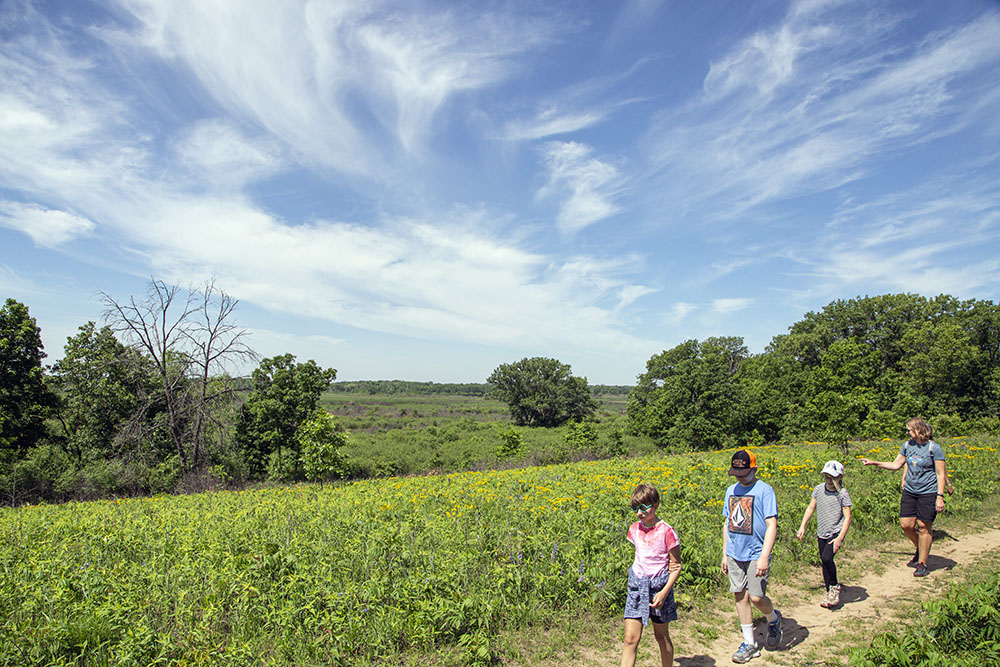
727;555;769;597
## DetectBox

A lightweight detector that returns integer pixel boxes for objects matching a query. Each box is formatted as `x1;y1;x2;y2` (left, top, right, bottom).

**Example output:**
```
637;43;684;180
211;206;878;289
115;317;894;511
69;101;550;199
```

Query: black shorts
900;490;937;523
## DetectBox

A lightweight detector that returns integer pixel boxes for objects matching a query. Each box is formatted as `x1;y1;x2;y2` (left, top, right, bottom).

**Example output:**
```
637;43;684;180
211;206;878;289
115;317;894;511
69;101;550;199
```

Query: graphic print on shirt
728;495;754;535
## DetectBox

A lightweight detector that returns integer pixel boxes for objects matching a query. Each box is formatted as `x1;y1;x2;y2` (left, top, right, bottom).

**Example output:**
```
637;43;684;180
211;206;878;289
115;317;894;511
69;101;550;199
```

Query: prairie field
2;437;998;666
321;390;644;478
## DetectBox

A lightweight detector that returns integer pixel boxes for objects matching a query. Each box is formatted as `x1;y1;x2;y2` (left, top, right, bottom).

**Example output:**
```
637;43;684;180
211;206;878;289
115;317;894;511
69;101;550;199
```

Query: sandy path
674;522;1000;666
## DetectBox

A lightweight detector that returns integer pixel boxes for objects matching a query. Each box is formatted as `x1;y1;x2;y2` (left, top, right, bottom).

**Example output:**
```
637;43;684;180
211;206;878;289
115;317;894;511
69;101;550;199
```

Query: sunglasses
630;503;653;513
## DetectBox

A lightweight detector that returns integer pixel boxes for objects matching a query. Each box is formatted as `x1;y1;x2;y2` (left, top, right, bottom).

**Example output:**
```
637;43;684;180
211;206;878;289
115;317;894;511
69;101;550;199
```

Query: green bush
850;571;1000;666
495;428;525;459
298;411;349;482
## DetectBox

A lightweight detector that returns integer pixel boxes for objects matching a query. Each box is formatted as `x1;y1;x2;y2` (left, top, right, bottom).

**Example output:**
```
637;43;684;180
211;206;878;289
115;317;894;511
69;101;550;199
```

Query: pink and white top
627;520;680;578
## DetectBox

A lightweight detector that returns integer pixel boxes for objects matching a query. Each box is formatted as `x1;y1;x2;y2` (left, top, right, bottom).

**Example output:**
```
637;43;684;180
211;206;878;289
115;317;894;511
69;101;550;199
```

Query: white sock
741;624;754;644
766;609;779;624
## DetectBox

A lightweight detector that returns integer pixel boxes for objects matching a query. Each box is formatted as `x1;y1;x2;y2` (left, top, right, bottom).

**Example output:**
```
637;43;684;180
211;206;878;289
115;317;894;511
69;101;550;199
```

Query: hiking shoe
914;563;930;577
826;584;841;607
766;610;783;649
819;586;833;608
907;551;919;567
732;641;760;663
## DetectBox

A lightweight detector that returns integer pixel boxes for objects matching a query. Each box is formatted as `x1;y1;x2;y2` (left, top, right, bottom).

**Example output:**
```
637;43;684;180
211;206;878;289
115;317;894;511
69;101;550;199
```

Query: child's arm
651;546;682;608
756;516;778;576
796;497;816;540
832;505;851;553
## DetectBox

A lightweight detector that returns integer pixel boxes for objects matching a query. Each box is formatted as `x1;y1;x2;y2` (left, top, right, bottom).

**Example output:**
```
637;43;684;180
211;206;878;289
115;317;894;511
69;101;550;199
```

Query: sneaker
819;586;833;608
827;584;841;607
732;641;760;663
914;563;930;577
907;551;919;567
766;610;783;649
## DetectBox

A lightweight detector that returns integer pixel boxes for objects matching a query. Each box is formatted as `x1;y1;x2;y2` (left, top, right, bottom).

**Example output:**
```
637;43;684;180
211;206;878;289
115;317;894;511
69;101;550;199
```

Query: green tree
0;299;54;460
235;354;337;478
298;410;348;483
487;357;597;427
627;337;748;449
901;321;988;416
49;322;158;464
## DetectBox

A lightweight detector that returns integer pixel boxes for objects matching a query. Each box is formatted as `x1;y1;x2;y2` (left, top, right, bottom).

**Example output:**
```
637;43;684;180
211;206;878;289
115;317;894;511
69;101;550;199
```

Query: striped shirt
811;483;852;539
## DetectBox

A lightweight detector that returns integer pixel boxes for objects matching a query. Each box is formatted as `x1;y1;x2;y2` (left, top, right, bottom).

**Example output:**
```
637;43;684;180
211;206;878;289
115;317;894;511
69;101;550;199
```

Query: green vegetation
850;569;1000;666
630;293;1000;449
331;379;491;396
488;356;597;427
234;353;337;480
3;288;1000;506
0;298;53;460
2;437;997;665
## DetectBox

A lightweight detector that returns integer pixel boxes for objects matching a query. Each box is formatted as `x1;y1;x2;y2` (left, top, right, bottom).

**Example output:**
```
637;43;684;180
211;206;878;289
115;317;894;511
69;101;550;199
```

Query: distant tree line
331;380;492;396
330;379;632;397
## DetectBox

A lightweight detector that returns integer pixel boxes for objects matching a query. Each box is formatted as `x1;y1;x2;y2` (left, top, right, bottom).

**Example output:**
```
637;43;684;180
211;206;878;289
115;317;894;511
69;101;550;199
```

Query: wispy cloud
170;120;282;190
0;3;657;362
0;202;95;247
801;173;1000;297
110;0;561;177
643;6;1000;220
537;141;624;233
665;301;697;323
712;298;755;314
503;107;607;141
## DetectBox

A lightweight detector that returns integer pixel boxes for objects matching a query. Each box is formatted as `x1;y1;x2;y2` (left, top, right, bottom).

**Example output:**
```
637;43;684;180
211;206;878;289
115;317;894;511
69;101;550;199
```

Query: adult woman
860;418;946;577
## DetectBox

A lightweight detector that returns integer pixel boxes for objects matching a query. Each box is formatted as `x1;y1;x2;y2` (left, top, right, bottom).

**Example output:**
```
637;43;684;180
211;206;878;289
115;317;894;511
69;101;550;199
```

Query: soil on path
673;522;1000;666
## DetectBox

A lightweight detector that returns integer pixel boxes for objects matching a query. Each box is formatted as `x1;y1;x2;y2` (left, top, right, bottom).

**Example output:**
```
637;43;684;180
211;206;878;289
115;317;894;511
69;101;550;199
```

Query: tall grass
1;437;997;665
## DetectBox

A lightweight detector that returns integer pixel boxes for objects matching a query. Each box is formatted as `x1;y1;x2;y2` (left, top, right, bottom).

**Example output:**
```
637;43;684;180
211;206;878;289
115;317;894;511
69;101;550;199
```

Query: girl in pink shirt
621;483;683;667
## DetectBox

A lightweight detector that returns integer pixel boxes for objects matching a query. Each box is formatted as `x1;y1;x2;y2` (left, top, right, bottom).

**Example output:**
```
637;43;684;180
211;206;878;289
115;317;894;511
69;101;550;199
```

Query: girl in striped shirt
795;461;853;608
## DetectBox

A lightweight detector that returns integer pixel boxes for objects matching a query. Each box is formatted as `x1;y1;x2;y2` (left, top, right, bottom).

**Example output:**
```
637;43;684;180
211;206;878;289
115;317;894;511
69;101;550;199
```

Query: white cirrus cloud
0;201;95;247
108;0;562;176
644;7;1000;221
712;298;755;314
537;141;624;233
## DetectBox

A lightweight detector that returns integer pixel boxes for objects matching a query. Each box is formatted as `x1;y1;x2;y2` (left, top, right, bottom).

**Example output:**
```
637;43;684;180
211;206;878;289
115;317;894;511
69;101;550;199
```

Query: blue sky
2;0;999;385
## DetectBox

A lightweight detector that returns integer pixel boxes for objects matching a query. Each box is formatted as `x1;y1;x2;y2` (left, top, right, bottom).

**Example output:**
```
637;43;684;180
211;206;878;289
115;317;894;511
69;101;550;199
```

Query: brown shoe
819;587;832;608
827;584;840;607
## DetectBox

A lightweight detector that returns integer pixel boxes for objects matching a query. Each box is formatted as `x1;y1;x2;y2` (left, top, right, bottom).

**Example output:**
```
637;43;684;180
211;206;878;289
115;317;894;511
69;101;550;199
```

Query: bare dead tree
101;278;255;469
184;279;258;467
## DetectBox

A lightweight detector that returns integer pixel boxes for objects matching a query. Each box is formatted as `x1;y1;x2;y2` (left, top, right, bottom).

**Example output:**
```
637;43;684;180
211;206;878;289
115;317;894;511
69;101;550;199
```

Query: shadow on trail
931;528;958;543
836;584;869;606
756;613;808;651
926;554;957;572
676;656;717;666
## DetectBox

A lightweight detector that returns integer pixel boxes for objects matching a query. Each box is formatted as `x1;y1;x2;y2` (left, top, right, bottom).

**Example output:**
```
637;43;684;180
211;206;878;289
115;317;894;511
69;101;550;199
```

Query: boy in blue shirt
721;449;783;663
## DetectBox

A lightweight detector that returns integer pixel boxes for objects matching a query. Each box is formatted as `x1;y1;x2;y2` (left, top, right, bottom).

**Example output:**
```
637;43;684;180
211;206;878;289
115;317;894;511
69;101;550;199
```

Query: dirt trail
672;522;1000;666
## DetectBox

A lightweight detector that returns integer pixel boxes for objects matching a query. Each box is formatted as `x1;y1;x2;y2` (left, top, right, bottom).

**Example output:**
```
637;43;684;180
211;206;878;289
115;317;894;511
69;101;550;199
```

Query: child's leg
620;618;643;667
818;537;837;588
651;621;673;667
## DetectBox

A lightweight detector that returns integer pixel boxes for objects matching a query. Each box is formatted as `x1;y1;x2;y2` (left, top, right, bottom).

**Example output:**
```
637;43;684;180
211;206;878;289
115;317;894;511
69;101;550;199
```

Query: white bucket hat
821;460;845;477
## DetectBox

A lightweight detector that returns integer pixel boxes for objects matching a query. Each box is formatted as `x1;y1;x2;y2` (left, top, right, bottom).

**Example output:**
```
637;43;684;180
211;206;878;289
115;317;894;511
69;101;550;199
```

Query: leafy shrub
565;420;598;451
298;410;349;482
496;428;524;459
850;571;1000;666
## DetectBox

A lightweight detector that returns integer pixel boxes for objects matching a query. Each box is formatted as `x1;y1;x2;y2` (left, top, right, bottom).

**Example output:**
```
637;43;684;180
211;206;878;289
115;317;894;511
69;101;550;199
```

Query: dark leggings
817;536;838;589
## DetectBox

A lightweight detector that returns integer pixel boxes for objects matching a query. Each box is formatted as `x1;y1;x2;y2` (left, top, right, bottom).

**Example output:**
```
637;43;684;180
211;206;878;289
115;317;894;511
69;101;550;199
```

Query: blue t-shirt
900;439;944;495
723;478;778;561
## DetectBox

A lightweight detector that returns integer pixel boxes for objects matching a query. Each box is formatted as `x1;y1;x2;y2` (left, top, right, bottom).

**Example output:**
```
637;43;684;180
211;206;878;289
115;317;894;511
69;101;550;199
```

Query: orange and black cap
728;449;757;476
